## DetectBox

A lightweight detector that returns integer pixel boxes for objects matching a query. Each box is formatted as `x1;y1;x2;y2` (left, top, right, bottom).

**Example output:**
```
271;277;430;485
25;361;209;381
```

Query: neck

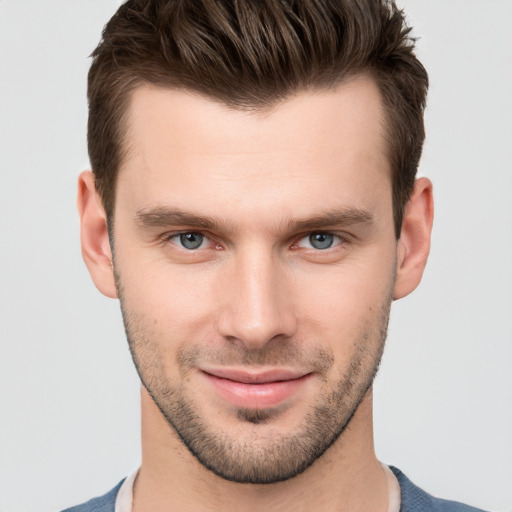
133;387;388;512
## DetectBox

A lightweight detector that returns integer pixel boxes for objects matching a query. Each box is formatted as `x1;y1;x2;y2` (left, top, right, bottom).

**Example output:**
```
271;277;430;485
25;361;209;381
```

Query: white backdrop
0;1;510;511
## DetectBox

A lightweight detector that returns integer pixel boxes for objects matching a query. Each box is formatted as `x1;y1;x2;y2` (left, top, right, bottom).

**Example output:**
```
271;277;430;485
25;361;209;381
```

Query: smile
200;368;313;409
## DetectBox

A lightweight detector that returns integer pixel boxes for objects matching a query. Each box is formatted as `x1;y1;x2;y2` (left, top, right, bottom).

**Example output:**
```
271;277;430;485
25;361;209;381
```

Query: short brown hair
88;0;428;236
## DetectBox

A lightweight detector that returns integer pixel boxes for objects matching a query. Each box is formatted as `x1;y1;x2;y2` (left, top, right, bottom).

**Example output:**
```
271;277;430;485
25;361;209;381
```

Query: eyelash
292;232;349;251
161;230;350;252
163;232;220;251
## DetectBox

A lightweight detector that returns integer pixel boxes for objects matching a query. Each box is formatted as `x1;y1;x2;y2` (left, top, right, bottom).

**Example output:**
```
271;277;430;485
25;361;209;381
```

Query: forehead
123;76;388;161
117;77;391;224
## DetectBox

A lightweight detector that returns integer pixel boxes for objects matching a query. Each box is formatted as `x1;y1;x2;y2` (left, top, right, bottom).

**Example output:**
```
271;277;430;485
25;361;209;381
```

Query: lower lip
202;372;312;409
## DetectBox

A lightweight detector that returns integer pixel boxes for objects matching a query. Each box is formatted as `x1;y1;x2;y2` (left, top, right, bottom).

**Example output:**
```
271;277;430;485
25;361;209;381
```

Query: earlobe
393;177;434;300
77;171;118;299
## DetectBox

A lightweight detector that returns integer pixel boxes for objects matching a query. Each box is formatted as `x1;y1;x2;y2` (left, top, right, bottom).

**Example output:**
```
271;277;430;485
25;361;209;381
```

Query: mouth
199;367;313;409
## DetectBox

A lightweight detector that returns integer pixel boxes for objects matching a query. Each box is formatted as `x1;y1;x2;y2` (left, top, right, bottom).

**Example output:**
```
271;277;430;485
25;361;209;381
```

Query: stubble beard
115;273;392;484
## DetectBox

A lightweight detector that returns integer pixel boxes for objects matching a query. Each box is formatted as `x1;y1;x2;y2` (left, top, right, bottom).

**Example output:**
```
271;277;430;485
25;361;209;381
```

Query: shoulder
59;479;125;512
390;467;488;512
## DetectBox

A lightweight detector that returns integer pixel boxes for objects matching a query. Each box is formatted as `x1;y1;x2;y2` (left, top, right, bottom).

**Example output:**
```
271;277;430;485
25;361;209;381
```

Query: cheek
293;256;395;350
118;261;220;346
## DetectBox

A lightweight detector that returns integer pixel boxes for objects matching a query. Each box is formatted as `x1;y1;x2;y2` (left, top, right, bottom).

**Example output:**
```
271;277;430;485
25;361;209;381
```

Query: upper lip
201;367;310;384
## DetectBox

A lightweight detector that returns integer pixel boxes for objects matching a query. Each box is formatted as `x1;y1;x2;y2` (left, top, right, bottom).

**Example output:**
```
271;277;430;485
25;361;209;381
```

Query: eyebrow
134;206;374;233
284;208;374;232
135;207;222;231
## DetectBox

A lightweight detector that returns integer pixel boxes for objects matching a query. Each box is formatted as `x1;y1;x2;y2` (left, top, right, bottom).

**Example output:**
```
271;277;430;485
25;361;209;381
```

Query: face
111;77;398;483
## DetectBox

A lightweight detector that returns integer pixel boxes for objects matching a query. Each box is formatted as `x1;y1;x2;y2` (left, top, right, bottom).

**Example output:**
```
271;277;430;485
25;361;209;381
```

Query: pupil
180;233;203;249
309;233;333;250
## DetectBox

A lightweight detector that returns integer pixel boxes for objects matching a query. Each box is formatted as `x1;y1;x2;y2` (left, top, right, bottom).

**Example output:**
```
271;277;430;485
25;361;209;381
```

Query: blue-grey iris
309;233;334;250
180;233;203;249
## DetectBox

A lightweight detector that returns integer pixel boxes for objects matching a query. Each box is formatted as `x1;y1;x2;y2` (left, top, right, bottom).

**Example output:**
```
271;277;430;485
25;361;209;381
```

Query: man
64;1;485;511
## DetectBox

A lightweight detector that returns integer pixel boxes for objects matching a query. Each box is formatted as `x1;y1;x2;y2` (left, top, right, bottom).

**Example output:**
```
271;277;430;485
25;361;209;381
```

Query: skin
78;76;433;512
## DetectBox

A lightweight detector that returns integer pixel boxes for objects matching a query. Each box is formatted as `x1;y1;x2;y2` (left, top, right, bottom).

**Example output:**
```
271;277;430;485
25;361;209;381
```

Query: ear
393;177;434;300
77;171;118;298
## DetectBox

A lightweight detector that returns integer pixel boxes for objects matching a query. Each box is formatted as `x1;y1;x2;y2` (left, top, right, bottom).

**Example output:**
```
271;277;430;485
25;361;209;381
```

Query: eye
171;232;206;250
296;232;344;250
308;233;334;250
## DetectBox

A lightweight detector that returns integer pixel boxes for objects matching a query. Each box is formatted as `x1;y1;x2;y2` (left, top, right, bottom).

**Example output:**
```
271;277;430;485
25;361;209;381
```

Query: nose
216;249;297;350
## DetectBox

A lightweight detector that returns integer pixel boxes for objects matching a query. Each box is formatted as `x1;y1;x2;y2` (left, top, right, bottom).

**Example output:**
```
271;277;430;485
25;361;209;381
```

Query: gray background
0;1;511;511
